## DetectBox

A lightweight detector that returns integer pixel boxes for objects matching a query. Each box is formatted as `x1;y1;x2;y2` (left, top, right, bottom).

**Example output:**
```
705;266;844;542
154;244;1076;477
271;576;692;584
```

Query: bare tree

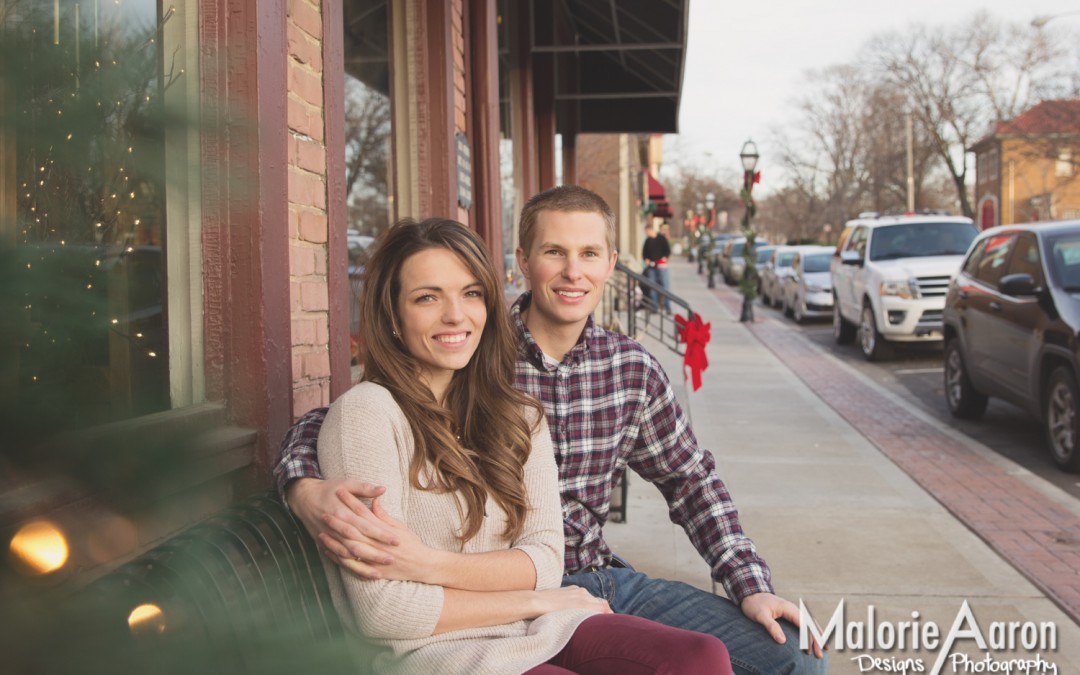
872;13;1073;218
343;77;391;235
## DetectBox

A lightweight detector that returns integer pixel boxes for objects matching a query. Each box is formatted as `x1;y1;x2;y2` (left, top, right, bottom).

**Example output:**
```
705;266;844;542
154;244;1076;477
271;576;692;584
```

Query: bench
53;490;370;675
48;490;636;674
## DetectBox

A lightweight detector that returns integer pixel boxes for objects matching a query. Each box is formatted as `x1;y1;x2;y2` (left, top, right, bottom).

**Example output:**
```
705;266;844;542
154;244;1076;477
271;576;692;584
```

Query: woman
318;218;731;674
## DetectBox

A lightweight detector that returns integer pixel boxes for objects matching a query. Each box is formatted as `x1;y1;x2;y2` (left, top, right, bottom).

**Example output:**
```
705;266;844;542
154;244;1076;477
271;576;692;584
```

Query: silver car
761;245;815;307
782;247;837;323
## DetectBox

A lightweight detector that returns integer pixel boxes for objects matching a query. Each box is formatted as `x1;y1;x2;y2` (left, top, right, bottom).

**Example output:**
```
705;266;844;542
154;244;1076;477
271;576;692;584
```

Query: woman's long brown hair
357;218;543;544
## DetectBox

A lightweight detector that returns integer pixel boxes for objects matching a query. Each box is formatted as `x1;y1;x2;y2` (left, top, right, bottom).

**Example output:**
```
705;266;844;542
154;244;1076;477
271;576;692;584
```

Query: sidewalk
604;260;1080;674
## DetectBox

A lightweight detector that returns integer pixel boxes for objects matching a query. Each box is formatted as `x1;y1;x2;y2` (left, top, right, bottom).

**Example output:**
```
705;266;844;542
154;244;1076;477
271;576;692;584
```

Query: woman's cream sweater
317;382;595;674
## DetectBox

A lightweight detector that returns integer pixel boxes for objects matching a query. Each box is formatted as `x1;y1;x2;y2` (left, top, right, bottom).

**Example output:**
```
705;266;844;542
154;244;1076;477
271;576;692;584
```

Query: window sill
0;403;256;528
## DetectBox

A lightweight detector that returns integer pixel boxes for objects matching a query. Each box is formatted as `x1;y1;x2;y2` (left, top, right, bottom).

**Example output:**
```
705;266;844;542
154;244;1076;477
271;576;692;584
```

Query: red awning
646;171;673;218
647;171;666;200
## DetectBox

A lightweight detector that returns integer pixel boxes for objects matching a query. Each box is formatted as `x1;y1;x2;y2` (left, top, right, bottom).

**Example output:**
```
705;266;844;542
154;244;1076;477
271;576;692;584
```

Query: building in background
972;99;1080;229
0;0;687;579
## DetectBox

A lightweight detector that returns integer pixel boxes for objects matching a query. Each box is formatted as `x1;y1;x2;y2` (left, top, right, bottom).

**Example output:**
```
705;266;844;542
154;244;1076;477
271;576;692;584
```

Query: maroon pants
524;613;733;675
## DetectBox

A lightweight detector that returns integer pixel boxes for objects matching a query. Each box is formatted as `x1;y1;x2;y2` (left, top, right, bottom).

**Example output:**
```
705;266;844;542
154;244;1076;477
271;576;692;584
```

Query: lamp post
1032;10;1080;27
738;140;760;323
704;192;718;288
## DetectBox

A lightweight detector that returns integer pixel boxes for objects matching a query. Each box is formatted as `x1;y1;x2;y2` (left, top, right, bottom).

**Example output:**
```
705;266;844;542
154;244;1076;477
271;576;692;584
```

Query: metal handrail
601;261;695;356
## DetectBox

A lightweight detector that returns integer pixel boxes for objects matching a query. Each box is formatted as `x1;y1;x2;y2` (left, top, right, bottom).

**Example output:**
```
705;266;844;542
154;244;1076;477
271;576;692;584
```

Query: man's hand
286;477;400;579
740;592;824;659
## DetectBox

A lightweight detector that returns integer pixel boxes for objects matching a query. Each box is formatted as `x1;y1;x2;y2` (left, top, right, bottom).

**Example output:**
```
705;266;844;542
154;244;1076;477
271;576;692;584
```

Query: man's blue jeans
563;568;827;675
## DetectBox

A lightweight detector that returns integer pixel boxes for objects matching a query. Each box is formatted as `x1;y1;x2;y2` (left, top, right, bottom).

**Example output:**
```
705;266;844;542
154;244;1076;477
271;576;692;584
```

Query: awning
535;0;688;135
645;171;673;219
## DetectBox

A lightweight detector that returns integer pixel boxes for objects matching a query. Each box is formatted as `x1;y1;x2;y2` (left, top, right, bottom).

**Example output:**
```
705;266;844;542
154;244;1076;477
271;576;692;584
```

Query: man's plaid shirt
272;293;773;603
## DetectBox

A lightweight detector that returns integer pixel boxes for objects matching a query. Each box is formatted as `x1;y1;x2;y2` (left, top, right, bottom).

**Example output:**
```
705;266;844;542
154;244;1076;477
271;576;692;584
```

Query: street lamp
704;192;718;288
738;140;760;322
1032;10;1080;27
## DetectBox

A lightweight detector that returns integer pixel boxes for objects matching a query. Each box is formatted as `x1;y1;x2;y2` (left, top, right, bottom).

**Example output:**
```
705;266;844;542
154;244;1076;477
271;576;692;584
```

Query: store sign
456;132;472;209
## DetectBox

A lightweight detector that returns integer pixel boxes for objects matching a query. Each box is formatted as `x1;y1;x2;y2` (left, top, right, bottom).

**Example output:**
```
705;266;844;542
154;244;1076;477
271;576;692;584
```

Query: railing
601;261;695;356
601;261;697;524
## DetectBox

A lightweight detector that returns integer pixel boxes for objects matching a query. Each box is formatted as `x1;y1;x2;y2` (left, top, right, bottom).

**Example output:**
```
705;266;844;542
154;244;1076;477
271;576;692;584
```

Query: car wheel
783;294;793;318
1045;367;1080;473
944;339;987;419
833;297;855;344
859;303;892;361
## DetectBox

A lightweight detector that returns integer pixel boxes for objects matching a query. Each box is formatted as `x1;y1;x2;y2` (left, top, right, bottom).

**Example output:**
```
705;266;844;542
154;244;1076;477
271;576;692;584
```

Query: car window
847;227;868;257
777;251;796;267
868;221;978;261
961;238;989;278
803;253;832;274
1005;235;1044;289
1048;237;1080;290
973;234;1015;289
835;226;854;253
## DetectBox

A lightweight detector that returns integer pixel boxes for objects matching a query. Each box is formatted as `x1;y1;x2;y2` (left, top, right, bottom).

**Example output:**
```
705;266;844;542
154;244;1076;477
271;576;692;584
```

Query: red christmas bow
675;312;711;392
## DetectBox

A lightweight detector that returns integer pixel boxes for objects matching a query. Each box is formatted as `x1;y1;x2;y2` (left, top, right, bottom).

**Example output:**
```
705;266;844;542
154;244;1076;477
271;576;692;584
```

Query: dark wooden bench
45;490;635;675
50;490;370;675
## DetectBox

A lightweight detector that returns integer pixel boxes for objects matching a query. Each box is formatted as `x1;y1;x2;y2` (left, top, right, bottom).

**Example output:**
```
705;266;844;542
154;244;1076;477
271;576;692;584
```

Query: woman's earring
391;330;399;339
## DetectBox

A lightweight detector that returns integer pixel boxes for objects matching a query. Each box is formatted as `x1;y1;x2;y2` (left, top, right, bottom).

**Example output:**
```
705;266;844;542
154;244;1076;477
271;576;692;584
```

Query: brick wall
287;0;331;419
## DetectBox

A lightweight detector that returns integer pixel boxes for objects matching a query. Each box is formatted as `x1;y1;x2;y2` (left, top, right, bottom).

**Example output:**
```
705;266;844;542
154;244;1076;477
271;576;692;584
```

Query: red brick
290;281;302;312
307;109;325;143
290;244;317;277
292;351;304;381
297;138;326;174
300;281;328;311
289;0;322;40
288;205;300;239
293;383;323;418
292;318;317;345
302;350;331;379
315;315;329;344
299;209;328;244
288;23;321;67
289;62;324;108
288;95;310;134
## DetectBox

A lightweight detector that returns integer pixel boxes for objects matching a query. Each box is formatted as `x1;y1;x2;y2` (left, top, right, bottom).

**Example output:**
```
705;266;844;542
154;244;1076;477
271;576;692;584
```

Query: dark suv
942;221;1080;472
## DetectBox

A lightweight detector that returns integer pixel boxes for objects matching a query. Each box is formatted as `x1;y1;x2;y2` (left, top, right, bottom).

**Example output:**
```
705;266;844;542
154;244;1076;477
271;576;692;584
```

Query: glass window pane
3;0;170;434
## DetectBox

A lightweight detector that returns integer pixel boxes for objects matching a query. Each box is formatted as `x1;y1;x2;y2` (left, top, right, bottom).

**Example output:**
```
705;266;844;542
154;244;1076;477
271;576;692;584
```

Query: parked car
717;237;745;285
831;213;978;361
720;238;770;286
781;247;835;323
943;220;1080;472
761;245;813;307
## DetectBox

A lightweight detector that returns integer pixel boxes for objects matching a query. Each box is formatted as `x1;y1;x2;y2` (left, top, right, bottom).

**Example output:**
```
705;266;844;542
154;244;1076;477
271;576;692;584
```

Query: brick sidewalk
710;284;1080;625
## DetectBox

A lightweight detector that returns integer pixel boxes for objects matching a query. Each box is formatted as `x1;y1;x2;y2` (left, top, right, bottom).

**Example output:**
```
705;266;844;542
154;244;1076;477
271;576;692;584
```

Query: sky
664;0;1080;194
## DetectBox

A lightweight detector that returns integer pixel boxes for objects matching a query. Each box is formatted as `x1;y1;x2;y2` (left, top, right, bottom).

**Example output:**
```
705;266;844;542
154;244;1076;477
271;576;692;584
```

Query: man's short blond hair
518;185;617;256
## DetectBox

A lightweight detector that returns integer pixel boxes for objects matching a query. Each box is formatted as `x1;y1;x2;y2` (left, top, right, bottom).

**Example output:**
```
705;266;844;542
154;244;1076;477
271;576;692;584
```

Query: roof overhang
535;0;688;135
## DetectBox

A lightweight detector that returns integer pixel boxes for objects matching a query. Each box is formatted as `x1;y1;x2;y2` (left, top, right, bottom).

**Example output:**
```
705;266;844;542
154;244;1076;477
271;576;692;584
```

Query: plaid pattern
272;407;329;502
272;293;773;603
511;295;772;603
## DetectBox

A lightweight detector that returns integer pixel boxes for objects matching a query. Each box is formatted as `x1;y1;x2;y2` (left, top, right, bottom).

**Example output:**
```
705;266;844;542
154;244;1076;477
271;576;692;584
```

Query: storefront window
343;0;392;351
2;1;189;438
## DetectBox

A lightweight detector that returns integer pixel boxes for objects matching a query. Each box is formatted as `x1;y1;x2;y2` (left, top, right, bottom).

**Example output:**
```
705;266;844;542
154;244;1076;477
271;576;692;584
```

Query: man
275;186;825;674
641;222;671;311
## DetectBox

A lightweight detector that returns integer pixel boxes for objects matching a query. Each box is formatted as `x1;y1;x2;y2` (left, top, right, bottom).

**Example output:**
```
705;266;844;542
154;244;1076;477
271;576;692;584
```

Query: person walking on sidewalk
274;186;825;675
641;222;672;312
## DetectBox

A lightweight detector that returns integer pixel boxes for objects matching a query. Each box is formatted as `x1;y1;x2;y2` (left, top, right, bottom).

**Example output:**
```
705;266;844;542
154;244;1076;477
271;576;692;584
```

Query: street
752;299;1080;501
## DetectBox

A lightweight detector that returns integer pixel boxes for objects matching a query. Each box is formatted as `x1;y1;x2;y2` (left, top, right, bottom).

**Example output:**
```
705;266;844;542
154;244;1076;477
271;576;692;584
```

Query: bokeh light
9;520;70;575
127;603;167;635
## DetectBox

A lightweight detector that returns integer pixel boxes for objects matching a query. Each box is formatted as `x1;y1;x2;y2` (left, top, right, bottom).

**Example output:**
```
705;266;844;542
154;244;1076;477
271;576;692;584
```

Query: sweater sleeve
317;384;445;640
509;414;565;590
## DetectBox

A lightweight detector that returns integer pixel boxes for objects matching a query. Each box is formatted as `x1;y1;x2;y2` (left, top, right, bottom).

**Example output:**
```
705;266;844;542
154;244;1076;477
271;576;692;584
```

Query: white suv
831;214;979;360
